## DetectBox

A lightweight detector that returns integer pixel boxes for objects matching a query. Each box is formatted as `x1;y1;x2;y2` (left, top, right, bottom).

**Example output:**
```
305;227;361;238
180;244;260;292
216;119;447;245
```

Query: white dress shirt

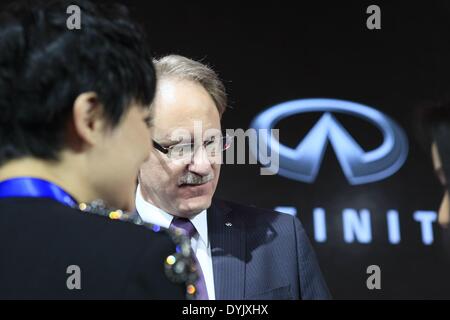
135;185;216;300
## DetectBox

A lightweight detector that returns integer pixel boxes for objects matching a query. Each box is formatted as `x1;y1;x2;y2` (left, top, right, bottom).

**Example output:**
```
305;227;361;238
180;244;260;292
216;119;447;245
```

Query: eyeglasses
152;134;233;160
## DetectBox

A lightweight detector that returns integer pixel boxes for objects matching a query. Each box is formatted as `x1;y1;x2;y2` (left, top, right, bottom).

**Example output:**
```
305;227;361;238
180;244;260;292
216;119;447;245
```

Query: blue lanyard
0;177;78;208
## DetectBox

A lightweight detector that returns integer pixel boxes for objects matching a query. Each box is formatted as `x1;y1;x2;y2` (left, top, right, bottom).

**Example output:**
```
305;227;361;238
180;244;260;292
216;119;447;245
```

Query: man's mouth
177;181;213;198
179;181;210;188
178;173;214;187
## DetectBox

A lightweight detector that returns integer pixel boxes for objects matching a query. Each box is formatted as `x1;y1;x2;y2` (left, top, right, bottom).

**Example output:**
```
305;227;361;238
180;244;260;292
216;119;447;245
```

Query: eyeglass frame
152;134;234;160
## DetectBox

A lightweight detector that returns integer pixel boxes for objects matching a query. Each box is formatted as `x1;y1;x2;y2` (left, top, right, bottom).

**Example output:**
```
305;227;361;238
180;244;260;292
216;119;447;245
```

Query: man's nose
187;145;212;176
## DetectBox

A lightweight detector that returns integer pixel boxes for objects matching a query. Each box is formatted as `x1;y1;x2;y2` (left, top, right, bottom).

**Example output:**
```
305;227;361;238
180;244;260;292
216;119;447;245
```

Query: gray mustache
178;172;214;186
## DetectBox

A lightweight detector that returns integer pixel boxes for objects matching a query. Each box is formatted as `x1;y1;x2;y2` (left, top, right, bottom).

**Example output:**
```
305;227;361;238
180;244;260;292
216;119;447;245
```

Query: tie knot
170;217;197;239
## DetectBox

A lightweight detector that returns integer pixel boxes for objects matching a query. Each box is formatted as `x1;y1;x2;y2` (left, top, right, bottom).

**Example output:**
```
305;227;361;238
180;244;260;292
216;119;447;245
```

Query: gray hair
152;55;227;116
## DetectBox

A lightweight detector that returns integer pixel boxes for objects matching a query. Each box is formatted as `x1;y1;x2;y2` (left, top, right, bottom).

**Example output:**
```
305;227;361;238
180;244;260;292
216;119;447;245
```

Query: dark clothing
208;199;331;300
0;197;185;299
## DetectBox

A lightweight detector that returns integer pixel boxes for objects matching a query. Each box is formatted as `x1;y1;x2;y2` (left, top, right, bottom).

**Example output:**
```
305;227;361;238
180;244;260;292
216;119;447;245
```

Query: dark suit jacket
0;197;185;299
208;199;331;300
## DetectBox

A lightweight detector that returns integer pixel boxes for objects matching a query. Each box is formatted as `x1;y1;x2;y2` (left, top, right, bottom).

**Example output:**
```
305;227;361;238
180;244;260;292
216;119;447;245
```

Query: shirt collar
135;184;209;246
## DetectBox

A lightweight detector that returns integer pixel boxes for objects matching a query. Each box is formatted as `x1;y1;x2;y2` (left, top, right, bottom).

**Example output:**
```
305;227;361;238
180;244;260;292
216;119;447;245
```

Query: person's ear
72;92;107;146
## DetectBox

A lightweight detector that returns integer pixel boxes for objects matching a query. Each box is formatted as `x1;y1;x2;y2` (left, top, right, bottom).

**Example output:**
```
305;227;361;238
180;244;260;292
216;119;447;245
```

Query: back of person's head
0;0;156;166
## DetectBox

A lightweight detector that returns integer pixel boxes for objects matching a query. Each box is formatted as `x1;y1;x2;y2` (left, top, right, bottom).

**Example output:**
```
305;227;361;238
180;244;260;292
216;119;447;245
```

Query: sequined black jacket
0;197;186;299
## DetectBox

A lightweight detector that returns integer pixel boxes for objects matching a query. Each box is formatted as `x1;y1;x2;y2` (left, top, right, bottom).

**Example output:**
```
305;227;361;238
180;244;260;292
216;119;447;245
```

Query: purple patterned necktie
170;217;209;300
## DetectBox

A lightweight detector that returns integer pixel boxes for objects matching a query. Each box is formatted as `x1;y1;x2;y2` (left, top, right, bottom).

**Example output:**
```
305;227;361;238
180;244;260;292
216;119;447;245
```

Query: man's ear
72;92;106;146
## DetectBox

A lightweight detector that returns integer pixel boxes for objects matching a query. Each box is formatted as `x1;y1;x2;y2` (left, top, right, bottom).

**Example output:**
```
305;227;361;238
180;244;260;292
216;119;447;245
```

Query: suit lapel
208;199;246;300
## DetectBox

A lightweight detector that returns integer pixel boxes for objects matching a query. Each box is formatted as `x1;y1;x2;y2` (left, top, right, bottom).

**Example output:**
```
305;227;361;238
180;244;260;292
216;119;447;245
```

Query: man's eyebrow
159;131;222;144
206;133;222;139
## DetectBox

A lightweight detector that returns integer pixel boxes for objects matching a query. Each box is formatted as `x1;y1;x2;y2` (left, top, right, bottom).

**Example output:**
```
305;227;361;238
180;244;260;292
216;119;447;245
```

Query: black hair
416;99;450;188
0;0;155;165
416;100;450;149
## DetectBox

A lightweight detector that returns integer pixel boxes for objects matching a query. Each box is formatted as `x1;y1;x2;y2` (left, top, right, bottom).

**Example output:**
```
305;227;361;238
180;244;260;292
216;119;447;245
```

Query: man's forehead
152;79;220;119
150;79;222;140
152;124;222;141
152;103;219;124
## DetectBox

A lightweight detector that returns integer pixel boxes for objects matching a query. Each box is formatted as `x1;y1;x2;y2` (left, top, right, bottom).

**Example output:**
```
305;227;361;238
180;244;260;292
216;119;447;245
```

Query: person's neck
0;157;95;204
138;183;167;211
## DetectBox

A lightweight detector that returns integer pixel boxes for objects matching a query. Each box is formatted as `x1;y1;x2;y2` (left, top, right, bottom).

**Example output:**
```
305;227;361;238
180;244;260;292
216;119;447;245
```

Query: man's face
431;142;450;227
139;79;221;217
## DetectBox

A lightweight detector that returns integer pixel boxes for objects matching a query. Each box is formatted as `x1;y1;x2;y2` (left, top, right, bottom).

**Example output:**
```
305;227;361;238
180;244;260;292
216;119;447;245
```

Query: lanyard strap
0;177;78;208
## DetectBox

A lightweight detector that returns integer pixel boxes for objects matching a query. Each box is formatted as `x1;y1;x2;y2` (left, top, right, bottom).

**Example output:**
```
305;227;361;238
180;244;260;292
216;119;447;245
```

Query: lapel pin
225;222;232;227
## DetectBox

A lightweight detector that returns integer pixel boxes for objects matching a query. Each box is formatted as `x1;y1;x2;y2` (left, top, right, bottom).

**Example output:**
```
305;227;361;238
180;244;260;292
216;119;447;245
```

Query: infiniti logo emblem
250;98;408;185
